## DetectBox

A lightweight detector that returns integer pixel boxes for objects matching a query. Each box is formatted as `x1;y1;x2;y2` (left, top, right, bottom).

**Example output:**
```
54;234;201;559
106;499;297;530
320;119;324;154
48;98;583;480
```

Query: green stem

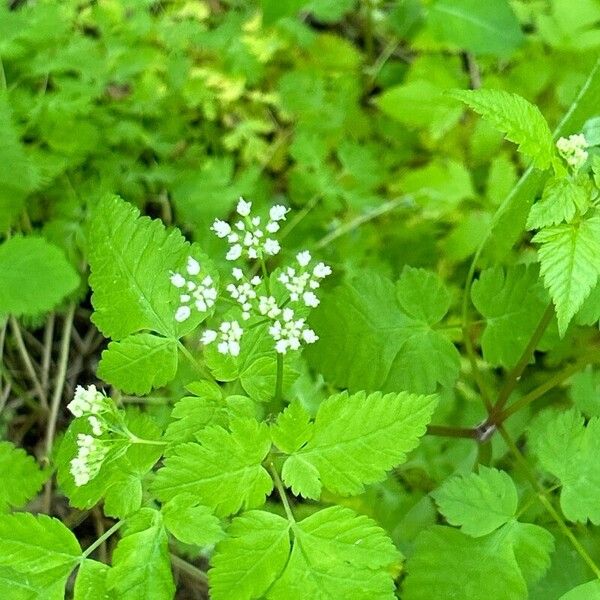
178;342;211;379
499;354;600;422
269;463;295;524
82;520;124;559
170;554;208;585
499;425;600;579
275;353;284;403
492;303;555;419
260;259;271;294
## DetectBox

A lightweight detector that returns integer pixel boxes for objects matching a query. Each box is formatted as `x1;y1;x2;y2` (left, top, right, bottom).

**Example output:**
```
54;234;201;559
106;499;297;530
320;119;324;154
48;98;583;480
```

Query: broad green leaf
107;508;175;600
570;368;600;417
268;506;400;600
97;333;178;396
308;269;460;393
210;511;290;600
0;441;46;512
575;280;600;326
560;580;600;599
152;418;272;517
0;92;39;232
281;390;437;499
74;560;111;600
164;393;254;443
529;408;600;523
88;194;211;341
271;400;313;454
450;89;556;170
527;176;591;230
432;466;518;537
403;525;547;599
0;236;79;317
428;0;524;56
260;0;304;25
376;80;463;138
534;212;600;336
104;472;143;519
162;494;223;546
0;513;81;597
471;265;548;367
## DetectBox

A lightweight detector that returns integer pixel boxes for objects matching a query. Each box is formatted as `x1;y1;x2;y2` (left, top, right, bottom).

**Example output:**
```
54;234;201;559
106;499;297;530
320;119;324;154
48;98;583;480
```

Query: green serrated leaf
529;408;600;524
0;236;79;318
428;0;524;56
450;89;556;170
534;211;600;336
432;466;518;537
0;513;81;597
97;333;178;395
268;506;400;600
0;441;46;512
88;195;211;341
308;269;459;393
74;560;111;600
162;494;223;546
281;390;437;499
107;508;175;600
527;175;591;230
152;418;272;517
210;511;290;600
271;401;313;454
471;264;548;367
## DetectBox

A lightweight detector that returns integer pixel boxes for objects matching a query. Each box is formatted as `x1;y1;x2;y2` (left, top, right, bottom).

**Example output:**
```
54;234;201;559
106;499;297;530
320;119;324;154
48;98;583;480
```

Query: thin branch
41;313;55;394
426;424;478;440
9;316;48;410
43;304;75;512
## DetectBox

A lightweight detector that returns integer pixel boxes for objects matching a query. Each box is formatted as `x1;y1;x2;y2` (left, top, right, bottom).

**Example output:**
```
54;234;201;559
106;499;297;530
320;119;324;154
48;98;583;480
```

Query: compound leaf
450;89;556;170
152;418;272;517
210;511;290;600
432;466;518;537
533;212;600;336
107;508;175;600
281;390;437;499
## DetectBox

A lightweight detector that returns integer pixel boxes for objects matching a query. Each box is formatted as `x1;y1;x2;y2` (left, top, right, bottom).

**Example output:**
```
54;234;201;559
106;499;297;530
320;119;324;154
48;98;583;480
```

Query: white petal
201;330;218;344
226;244;243;261
211;219;231;238
232;267;244;280
269;205;289;221
263;239;280;256
186;257;201;276
266;221;280;233
170;272;186;288
296;251;311;267
237;197;252;216
175;306;191;322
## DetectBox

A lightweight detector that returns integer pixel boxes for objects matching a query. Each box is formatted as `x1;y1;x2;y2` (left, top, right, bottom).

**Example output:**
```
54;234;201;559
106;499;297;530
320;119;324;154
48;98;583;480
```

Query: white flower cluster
170;256;217;323
169;199;331;357
70;433;109;486
201;320;244;357
211;198;287;261
556;134;588;169
67;385;113;486
278;251;332;309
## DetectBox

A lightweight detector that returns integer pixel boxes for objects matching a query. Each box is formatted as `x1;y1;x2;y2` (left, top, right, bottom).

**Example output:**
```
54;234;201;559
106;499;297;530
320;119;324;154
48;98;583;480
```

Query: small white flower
259;295;282;318
211;219;231;238
232;267;244;280
226;244;243;261
237;197;252;216
313;262;332;278
203;320;244;357
175;306;191;322
303;291;319;308
266;221;280;233
186;257;201;276
297;251;311;267
264;239;281;256
170;272;186;288
88;416;104;436
67;385;106;418
270;205;289;222
302;329;318;344
201;329;218;344
268;307;316;354
556;133;588;169
71;434;109;487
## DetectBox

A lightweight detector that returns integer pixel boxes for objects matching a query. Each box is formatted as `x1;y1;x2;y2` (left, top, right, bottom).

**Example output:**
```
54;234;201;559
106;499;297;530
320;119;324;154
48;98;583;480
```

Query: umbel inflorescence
169;198;331;356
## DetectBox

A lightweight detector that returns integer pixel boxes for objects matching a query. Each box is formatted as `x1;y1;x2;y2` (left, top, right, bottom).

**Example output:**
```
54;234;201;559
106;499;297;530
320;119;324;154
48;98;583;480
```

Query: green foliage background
2;0;600;598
